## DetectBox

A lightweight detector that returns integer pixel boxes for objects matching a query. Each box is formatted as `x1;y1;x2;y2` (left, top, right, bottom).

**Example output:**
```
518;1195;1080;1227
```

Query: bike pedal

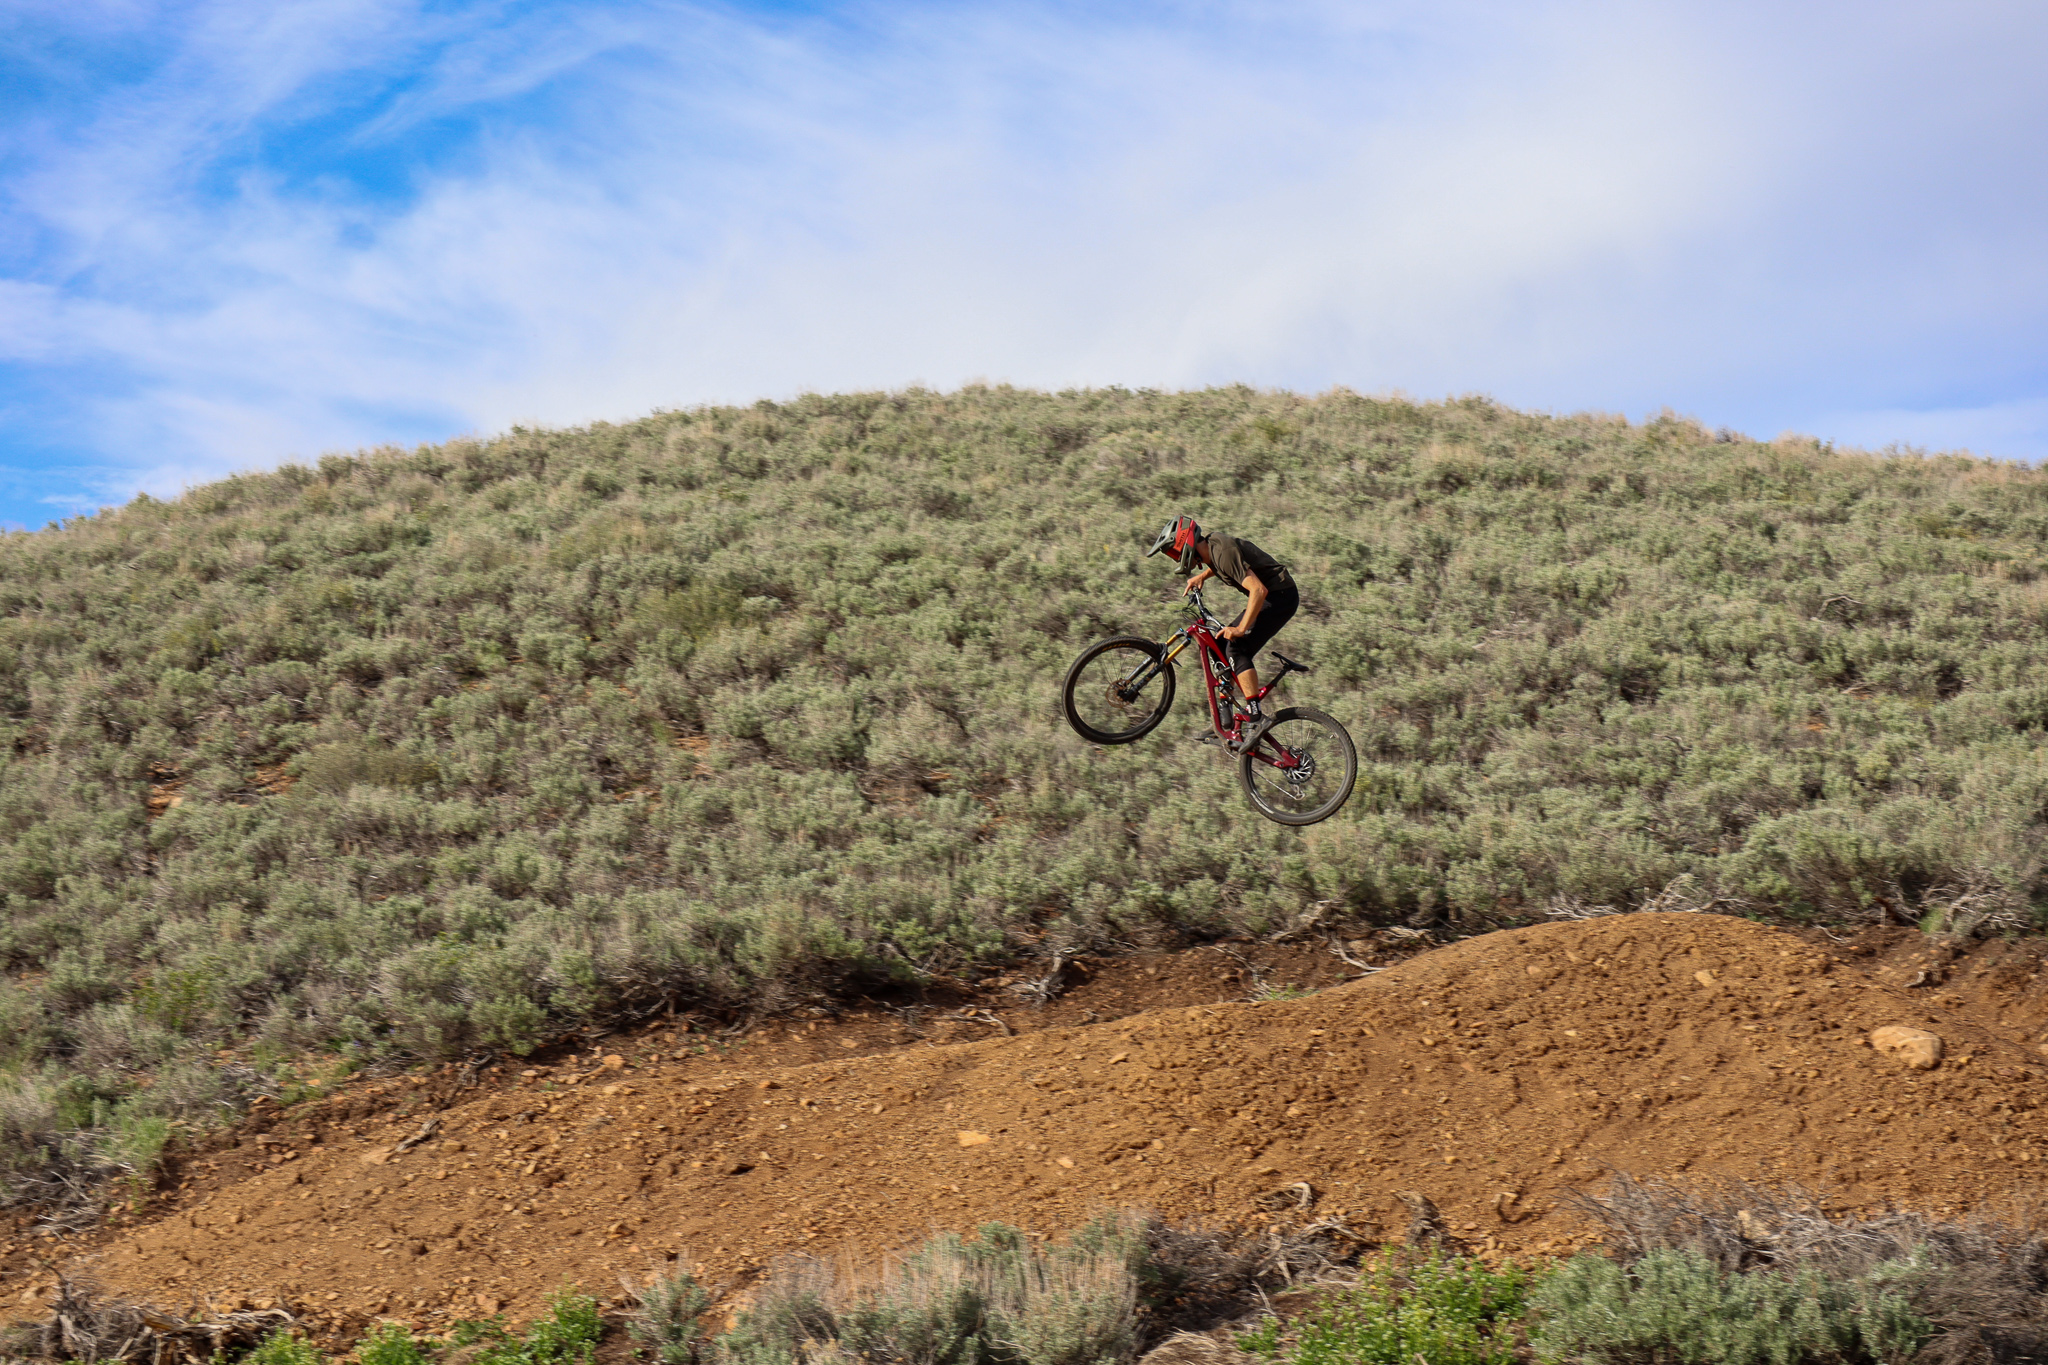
1191;732;1225;748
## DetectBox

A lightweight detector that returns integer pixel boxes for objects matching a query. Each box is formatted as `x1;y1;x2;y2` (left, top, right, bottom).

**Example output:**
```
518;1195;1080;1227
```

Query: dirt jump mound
20;913;2048;1337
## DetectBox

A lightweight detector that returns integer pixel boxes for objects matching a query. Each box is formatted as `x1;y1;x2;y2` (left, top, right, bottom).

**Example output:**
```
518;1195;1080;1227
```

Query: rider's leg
1228;662;1269;753
1230;581;1297;721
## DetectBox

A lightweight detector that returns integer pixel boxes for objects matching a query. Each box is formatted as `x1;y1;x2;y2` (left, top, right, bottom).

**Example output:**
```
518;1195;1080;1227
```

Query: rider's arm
1185;566;1215;594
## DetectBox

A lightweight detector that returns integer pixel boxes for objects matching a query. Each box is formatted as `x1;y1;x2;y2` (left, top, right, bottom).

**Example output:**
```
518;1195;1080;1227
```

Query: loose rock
1871;1026;1944;1070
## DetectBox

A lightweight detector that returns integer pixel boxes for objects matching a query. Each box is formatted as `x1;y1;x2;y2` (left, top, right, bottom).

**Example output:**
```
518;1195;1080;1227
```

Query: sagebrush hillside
4;385;2048;1194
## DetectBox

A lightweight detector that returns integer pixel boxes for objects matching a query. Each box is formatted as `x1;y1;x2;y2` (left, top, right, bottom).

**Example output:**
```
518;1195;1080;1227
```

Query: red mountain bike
1060;588;1357;826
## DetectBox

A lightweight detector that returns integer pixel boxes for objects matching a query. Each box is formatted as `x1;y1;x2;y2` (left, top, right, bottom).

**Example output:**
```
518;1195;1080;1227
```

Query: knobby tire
1061;636;1176;745
1237;705;1357;826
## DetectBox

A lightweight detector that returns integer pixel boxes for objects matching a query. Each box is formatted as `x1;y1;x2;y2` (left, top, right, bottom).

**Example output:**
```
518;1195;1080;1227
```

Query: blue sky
2;1;2045;530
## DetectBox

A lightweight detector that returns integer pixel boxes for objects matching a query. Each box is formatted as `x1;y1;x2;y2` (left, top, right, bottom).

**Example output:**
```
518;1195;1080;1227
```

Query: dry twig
13;1277;294;1364
1008;954;1072;1006
936;1009;1015;1037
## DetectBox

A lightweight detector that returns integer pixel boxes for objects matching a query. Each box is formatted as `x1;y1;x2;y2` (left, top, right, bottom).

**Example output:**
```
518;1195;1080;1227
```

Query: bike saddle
1270;651;1311;676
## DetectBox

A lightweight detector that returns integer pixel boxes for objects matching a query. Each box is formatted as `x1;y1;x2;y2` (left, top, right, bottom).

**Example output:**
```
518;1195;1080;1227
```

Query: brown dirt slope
20;914;2048;1337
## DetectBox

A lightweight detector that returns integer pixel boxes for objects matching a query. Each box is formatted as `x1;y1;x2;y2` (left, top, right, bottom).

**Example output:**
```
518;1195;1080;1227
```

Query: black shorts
1226;578;1298;675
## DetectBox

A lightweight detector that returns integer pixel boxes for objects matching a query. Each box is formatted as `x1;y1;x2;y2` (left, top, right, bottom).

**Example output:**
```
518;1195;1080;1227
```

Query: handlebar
1181;586;1225;629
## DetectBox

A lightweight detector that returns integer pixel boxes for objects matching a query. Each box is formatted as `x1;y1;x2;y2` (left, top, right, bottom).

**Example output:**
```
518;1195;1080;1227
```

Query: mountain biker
1145;516;1299;751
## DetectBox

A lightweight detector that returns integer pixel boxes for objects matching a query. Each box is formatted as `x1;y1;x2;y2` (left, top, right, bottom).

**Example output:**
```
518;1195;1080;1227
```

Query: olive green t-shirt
1205;533;1289;594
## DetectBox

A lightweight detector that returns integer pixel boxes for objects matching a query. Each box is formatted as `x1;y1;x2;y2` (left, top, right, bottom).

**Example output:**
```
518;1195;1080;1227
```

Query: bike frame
1146;589;1299;768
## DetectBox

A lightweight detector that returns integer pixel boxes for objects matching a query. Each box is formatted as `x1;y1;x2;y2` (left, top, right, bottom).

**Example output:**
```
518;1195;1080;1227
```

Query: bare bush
1917;870;2033;939
1544;895;1620;921
6;1276;293;1363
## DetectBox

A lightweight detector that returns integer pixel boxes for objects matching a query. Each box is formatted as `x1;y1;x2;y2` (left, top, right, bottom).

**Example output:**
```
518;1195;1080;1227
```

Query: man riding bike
1145;515;1299;752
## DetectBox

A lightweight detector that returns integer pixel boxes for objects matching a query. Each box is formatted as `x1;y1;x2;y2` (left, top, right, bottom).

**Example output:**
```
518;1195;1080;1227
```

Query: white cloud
2;0;2046;507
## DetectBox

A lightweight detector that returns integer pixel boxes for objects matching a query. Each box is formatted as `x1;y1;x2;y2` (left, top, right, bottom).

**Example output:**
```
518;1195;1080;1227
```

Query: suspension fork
1119;629;1189;695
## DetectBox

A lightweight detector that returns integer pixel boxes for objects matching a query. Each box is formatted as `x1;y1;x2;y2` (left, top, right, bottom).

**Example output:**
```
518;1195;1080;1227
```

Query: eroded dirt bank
11;915;2048;1341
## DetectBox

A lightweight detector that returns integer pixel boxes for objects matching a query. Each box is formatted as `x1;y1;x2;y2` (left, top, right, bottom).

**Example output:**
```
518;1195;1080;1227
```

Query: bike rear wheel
1061;636;1176;744
1237;705;1357;826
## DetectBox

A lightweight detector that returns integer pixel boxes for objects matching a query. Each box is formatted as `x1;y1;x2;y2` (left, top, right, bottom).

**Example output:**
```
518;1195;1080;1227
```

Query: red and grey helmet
1145;515;1203;574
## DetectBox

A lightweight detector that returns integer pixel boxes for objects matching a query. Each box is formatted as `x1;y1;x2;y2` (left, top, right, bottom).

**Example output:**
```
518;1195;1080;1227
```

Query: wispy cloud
1;0;2045;523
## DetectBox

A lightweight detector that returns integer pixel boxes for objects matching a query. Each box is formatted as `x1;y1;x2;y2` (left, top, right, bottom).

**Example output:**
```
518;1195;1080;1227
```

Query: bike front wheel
1238;705;1357;826
1061;635;1176;744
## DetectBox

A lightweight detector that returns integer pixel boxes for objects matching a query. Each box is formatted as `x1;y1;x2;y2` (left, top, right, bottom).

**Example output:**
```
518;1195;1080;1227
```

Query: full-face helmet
1145;515;1203;575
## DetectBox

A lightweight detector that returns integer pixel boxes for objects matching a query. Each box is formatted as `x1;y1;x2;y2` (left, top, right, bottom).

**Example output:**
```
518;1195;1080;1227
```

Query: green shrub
244;1328;326;1365
357;1321;436;1365
1237;1250;1526;1365
474;1291;603;1365
1526;1249;1932;1365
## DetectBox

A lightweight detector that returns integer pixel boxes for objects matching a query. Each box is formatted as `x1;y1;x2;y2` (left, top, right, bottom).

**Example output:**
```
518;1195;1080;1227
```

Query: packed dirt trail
14;913;2048;1342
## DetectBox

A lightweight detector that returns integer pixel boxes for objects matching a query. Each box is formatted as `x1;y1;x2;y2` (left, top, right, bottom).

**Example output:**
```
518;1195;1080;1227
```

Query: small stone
1694;970;1716;987
1056;1156;1075;1168
1871;1026;1944;1070
603;1054;626;1069
757;1080;780;1090
956;1131;991;1146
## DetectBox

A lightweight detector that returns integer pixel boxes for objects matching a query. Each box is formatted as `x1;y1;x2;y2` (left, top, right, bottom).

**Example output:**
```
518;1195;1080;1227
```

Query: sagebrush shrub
8;387;2048;1197
717;1217;1144;1365
1526;1249;1931;1365
631;1267;716;1364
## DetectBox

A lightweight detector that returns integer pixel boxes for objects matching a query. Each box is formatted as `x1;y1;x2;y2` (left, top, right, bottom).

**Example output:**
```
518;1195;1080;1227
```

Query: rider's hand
1221;623;1248;640
1183;569;1211;596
